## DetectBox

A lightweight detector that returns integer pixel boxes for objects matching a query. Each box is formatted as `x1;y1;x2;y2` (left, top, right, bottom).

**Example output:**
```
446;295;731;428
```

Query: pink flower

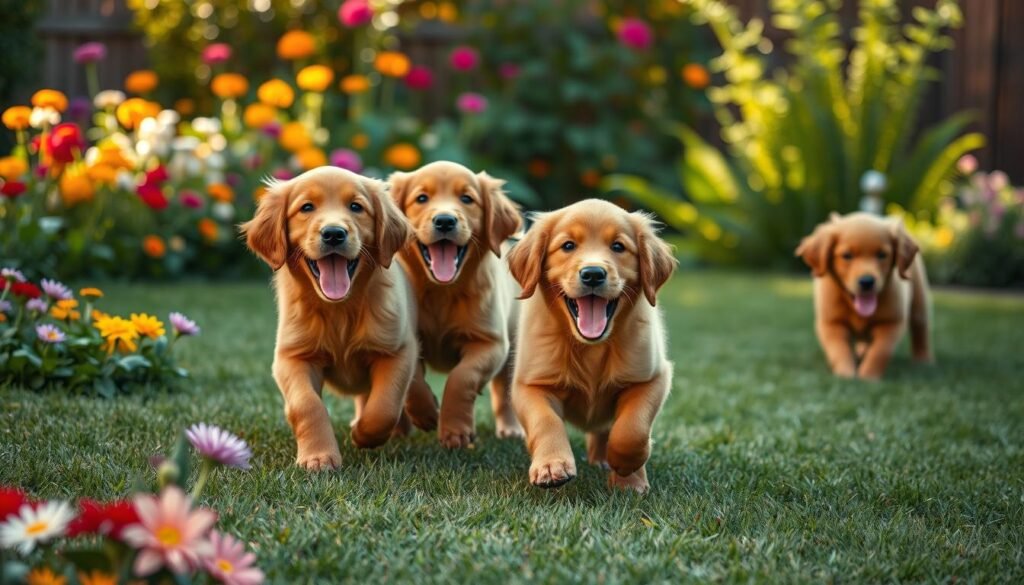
203;530;265;585
169;311;201;336
185;423;251;469
36;324;65;344
338;0;373;28
26;298;48;313
73;42;107;64
121;486;216;577
450;46;479;71
40;278;72;300
456;92;488;114
202;43;232;65
499;62;521;80
404;66;434;90
329;148;363;173
179;190;203;209
618;18;654;51
1;267;25;283
957;154;978;175
272;168;293;181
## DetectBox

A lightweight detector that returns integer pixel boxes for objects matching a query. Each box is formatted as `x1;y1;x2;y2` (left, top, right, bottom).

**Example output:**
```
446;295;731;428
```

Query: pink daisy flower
36;324;65;344
1;267;26;283
204;530;265;585
122;486;216;577
169;312;201;336
73;42;107;64
456;92;488;114
185;423;252;469
40;278;72;300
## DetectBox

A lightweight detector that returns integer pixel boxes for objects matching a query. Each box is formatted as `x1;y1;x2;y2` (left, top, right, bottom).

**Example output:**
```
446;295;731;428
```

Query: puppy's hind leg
405;360;439;432
909;261;934;364
586;431;610;470
491;357;525;440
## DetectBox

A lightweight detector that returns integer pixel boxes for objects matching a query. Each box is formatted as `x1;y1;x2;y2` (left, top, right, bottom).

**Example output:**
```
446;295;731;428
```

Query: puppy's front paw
833;364;856;379
529;457;576;488
296;450;341;472
495;417;525;440
439;423;477;449
609;471;649;494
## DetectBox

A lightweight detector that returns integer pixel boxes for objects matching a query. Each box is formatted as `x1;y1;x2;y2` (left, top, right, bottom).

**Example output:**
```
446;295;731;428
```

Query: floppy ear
367;178;412;269
387;171;411;210
891;219;919;279
240;179;290;270
478;171;521;257
506;214;549;299
632;212;678;307
795;223;835;277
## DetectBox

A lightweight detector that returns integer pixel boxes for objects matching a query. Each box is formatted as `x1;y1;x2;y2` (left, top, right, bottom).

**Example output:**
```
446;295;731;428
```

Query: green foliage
605;0;983;267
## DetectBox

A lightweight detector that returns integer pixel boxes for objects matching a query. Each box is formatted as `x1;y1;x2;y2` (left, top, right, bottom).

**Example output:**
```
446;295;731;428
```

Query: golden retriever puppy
389;161;524;448
241;166;438;471
506;199;677;493
796;212;933;380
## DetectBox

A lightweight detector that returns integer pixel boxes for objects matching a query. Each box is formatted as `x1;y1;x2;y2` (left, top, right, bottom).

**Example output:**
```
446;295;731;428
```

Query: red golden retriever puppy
506;199;678;493
242;166;438;471
389;161;524;448
796;212;933;380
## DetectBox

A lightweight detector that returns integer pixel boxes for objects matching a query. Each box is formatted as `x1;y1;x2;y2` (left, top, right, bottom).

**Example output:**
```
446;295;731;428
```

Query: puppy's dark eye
349;202;364;213
611;241;626;253
876;251;887;260
300;202;315;213
460;194;473;204
416;194;429;204
841;252;853;261
561;241;576;252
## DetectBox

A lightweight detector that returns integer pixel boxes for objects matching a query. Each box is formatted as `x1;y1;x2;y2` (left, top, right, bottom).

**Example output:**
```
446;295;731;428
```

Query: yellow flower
244;103;277;129
296;147;327;170
277;30;316;60
211;73;249;99
257;79;295;108
78;571;116;585
207;183;234;203
339;74;371;94
91;309;110;323
131;313;165;339
647;65;667;85
94;315;139;354
50;299;81;321
26;567;66;585
60;171;95;207
124;70;159;94
933;226;955;250
95;143;133;170
116;98;160;130
79;287;103;298
278;122;311;152
31;89;68;112
2;105;32;130
438;1;458;23
296;65;334;92
351;133;370;150
198;218;219;242
374;52;411;78
142;234;166;258
383;143;421;170
0;156;28;181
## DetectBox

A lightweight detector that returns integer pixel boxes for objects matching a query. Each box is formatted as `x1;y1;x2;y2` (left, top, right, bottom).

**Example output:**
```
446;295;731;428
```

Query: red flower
1;181;26;198
67;499;140;540
138;183;168;210
0;487;30;521
404;65;434;90
145;165;169;185
11;281;42;299
46;123;86;164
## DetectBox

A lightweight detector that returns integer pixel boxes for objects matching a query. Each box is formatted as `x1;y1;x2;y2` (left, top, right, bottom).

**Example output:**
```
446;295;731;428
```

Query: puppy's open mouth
564;295;619;341
307;253;359;301
418;240;467;283
852;292;878;317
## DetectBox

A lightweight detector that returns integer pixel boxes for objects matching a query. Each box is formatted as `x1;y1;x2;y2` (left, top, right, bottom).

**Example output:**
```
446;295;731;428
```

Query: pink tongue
317;256;351;300
854;293;878;317
576;296;609;339
427;242;458;282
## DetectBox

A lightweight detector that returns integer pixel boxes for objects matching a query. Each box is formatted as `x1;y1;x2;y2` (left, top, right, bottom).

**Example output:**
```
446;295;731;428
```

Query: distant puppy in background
507;199;677;493
389;161;524;448
796;212;933;380
242;166;438;471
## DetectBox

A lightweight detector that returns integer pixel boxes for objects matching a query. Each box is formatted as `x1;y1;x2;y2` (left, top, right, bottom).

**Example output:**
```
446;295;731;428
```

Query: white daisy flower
0;500;75;554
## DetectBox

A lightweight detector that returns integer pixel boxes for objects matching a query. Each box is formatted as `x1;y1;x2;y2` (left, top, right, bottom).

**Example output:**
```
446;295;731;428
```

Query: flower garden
1;1;1022;583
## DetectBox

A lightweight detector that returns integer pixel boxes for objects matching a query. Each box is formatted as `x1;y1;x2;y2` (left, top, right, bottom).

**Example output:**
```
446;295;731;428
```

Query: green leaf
117;355;152;372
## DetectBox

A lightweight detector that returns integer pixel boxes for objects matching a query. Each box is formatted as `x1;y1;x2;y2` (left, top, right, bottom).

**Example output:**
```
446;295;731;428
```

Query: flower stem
191;458;215;500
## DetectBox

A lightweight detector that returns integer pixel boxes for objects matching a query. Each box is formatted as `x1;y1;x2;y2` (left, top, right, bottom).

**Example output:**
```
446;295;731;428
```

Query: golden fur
506;199;677;493
796;212;933;380
389;161;524;448
241;166;438;471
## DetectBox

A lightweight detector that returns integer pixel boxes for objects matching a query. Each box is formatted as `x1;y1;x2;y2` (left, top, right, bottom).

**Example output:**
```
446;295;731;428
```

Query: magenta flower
73;42;107;64
499;62;521;80
404;65;434;91
261;122;282;139
185;423;251;469
618;18;654;51
202;43;232;65
329;148;363;173
121;487;216;577
450;46;480;71
179;190;204;209
338;0;373;28
456;92;488;114
169;311;201;336
40;278;72;300
26;298;48;313
36;324;66;344
203;530;265;585
271;168;293;181
1;267;25;283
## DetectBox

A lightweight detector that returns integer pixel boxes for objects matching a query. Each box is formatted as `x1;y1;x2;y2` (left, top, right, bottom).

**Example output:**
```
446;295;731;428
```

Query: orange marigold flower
142;234;166;258
124;70;159;94
2;106;32;130
278;122;311;153
374;51;411;78
51;299;81;321
198;218;219;242
31;89;69;112
94;314;139;354
339;74;371;95
296;147;327;170
116;98;160;130
211;73;249;99
77;570;117;585
257;79;295;108
0;156;28;181
383;143;421;170
207;183;235;203
253;185;268;201
296;65;334;92
25;567;66;585
60;171;95;206
79;287;103;298
681;63;711;90
174;98;196;116
277;30;316;60
243;103;277;129
350;133;370;150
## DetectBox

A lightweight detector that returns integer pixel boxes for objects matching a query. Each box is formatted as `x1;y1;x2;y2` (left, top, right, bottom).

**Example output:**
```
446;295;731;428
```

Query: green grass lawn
2;271;1022;583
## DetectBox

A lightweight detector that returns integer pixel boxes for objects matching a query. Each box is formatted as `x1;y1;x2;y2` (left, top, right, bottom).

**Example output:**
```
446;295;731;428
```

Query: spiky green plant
604;0;983;266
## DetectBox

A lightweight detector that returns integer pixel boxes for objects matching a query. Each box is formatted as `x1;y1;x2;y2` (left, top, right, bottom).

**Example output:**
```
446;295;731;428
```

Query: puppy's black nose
321;226;348;246
858;275;876;291
579;266;607;288
433;214;457;233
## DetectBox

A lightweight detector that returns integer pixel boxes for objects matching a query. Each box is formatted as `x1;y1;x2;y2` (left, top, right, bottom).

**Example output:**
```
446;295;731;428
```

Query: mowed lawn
2;272;1022;583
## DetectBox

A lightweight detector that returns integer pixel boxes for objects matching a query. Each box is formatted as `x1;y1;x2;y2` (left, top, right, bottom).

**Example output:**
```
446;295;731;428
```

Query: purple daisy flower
2;267;26;283
26;298;48;313
36;324;66;344
73;42;107;64
169;312;200;336
0;300;12;314
40;278;72;300
185;423;252;469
